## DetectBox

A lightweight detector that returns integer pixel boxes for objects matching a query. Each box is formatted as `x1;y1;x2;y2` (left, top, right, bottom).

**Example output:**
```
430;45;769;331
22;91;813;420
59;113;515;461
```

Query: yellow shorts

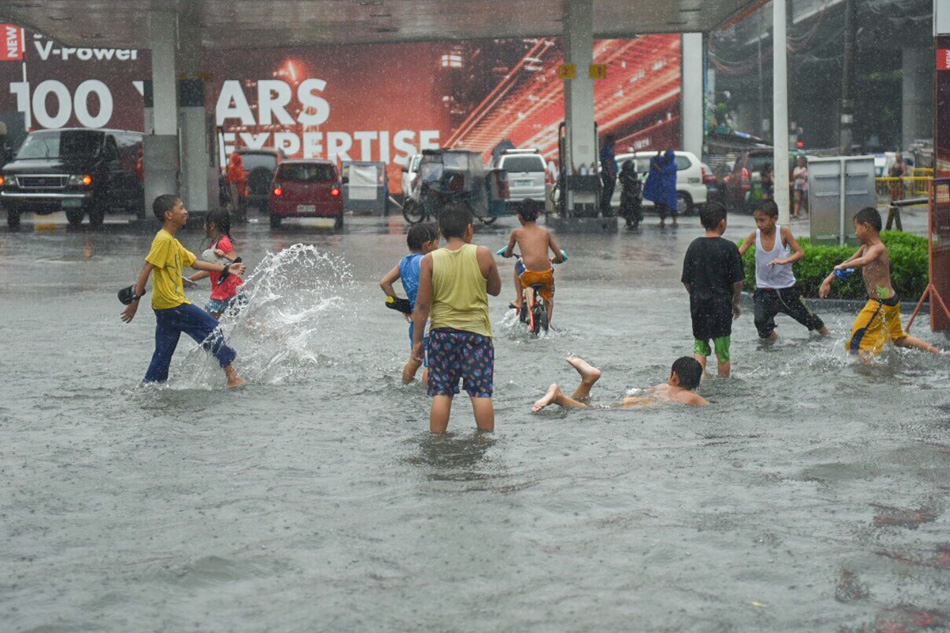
519;268;555;303
847;298;907;355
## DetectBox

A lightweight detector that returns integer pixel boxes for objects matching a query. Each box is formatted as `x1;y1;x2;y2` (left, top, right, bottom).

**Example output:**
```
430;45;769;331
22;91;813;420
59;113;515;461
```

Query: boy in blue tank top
380;223;439;383
738;200;828;341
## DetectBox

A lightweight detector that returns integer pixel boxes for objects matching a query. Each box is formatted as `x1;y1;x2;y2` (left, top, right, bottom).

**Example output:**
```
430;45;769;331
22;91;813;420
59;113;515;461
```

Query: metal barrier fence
875;176;933;203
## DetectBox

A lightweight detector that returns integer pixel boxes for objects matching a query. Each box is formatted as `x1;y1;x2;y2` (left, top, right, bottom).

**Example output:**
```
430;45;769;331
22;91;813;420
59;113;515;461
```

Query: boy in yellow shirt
120;195;247;388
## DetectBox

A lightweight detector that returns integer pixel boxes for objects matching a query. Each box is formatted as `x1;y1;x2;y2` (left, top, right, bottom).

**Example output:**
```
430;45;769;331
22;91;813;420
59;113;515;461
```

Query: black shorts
690;296;733;341
753;286;825;338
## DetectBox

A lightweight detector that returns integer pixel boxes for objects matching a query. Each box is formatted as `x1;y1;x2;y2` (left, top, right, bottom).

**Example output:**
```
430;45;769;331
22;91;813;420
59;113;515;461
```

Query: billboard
0;29;683;193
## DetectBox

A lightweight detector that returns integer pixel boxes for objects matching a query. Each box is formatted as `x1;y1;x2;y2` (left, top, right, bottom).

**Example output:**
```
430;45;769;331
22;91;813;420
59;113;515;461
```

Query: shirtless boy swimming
531;356;708;412
819;207;940;357
500;198;565;325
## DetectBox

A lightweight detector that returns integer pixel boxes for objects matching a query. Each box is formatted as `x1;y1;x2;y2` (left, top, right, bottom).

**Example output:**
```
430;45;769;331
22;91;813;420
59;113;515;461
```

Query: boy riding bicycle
500;198;565;326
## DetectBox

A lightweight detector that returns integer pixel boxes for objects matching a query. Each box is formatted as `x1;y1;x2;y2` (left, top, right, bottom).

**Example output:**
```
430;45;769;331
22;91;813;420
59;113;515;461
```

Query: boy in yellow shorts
500;198;565;325
819;207;940;357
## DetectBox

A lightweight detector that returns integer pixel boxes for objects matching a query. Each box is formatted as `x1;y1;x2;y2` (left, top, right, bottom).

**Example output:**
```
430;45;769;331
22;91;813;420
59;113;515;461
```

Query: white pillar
773;0;791;225
681;33;704;159
177;1;213;213
902;47;932;151
144;10;180;211
149;11;178;137
563;0;598;215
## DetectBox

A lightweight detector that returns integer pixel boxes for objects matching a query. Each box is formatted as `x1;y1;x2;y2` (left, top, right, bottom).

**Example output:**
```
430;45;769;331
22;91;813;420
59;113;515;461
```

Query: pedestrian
599;134;618;217
644;149;678;227
889;152;907;203
761;163;774;201
227;152;247;216
792;156;808;218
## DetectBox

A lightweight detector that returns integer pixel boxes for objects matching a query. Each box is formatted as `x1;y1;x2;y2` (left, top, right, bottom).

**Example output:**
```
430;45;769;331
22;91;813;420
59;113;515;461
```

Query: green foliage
738;231;929;301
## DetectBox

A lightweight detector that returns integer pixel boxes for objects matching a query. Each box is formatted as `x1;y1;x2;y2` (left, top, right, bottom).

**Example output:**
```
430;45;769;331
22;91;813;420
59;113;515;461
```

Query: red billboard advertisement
0;25;24;61
0;29;682;193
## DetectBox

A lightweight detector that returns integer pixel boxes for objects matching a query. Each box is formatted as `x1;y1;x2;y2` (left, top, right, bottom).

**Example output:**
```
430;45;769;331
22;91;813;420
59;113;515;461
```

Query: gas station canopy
2;0;761;48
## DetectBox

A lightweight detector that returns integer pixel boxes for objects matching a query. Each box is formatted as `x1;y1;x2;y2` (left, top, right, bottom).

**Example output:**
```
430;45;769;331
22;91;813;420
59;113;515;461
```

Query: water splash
176;244;354;388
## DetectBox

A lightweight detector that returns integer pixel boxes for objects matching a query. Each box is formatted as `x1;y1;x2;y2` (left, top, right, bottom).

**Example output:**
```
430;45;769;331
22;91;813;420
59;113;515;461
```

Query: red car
268;159;344;229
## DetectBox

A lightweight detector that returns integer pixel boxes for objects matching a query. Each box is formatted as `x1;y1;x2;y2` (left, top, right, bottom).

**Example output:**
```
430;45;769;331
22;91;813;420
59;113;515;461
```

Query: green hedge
738;232;929;301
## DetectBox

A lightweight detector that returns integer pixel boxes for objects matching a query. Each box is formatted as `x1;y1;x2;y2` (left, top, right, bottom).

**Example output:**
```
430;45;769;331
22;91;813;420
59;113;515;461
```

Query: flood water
2;211;948;632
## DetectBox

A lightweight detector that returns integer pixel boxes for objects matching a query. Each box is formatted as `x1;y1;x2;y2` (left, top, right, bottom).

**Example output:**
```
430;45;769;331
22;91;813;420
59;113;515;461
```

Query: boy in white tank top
738;201;829;341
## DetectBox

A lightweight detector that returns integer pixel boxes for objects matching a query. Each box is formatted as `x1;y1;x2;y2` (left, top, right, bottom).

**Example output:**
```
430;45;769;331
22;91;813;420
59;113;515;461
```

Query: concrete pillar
562;0;598;215
773;0;791;225
177;1;214;214
902;47;932;151
144;10;180;212
681;33;704;158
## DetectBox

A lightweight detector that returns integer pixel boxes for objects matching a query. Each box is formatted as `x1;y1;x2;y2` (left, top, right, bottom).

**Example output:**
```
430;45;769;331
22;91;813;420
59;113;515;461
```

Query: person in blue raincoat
643;149;678;227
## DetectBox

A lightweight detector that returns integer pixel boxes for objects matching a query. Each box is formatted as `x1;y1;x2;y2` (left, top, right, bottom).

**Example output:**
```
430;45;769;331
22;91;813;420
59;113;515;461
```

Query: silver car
495;149;547;207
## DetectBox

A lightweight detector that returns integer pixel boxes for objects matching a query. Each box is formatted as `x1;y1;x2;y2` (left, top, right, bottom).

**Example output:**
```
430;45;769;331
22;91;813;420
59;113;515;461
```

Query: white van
493;148;547;207
609;150;707;215
401;153;422;201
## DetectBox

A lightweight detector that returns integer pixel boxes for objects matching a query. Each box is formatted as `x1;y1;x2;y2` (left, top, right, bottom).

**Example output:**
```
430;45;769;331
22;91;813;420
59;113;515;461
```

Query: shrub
738;232;929;301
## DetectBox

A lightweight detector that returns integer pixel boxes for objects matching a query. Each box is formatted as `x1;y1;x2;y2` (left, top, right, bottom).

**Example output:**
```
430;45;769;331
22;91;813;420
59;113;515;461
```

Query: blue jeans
144;303;237;383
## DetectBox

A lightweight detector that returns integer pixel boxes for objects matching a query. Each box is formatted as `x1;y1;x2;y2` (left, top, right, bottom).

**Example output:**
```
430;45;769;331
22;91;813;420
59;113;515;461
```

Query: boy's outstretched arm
502;230;518;258
837;245;866;268
737;231;756;256
192;260;246;277
380;265;401;297
412;255;433;362
120;261;154;323
818;246;883;299
773;227;805;266
548;231;565;263
836;243;882;270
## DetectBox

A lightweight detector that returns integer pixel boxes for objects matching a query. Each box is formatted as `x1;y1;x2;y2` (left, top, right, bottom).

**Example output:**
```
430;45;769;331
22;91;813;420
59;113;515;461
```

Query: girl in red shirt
188;209;246;318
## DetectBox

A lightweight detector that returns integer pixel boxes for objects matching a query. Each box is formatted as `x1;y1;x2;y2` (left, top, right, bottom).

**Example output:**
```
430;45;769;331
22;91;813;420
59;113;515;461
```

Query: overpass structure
0;0;773;219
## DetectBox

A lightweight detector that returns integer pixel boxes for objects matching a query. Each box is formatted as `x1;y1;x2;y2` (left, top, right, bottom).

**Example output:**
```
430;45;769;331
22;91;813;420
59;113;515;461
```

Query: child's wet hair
672;357;703;390
755;200;779;218
205;208;231;237
439;203;474;239
700;202;727;230
407;223;437;251
152;194;180;222
853;206;882;232
518;198;541;222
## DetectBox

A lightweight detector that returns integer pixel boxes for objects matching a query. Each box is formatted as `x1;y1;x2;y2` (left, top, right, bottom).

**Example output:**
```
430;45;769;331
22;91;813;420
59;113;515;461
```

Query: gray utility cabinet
342;161;388;214
807;156;876;246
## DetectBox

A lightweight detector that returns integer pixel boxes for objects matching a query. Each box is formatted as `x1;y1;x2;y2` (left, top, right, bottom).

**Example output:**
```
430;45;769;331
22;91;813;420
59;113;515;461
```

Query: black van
1;128;144;228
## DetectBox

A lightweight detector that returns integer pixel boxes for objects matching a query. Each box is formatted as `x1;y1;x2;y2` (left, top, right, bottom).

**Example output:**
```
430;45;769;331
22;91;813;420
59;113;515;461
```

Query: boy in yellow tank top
412;204;502;433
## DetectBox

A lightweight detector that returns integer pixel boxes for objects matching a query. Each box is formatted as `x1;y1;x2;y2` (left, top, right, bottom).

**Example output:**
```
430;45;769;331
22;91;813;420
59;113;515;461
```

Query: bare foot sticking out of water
566;357;601;385
532;383;562;413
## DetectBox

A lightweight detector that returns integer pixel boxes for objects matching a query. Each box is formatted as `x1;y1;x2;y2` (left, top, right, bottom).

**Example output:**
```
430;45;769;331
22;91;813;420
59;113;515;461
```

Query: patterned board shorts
427;328;494;398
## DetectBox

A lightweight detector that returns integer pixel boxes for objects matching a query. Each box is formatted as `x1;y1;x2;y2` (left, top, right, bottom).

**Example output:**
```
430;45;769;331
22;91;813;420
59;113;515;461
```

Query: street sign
939;48;950;71
589;64;607;80
0;24;24;61
557;64;576;80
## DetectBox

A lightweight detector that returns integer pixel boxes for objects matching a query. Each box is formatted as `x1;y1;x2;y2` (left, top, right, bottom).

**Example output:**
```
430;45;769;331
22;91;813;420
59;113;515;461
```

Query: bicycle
496;247;568;335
